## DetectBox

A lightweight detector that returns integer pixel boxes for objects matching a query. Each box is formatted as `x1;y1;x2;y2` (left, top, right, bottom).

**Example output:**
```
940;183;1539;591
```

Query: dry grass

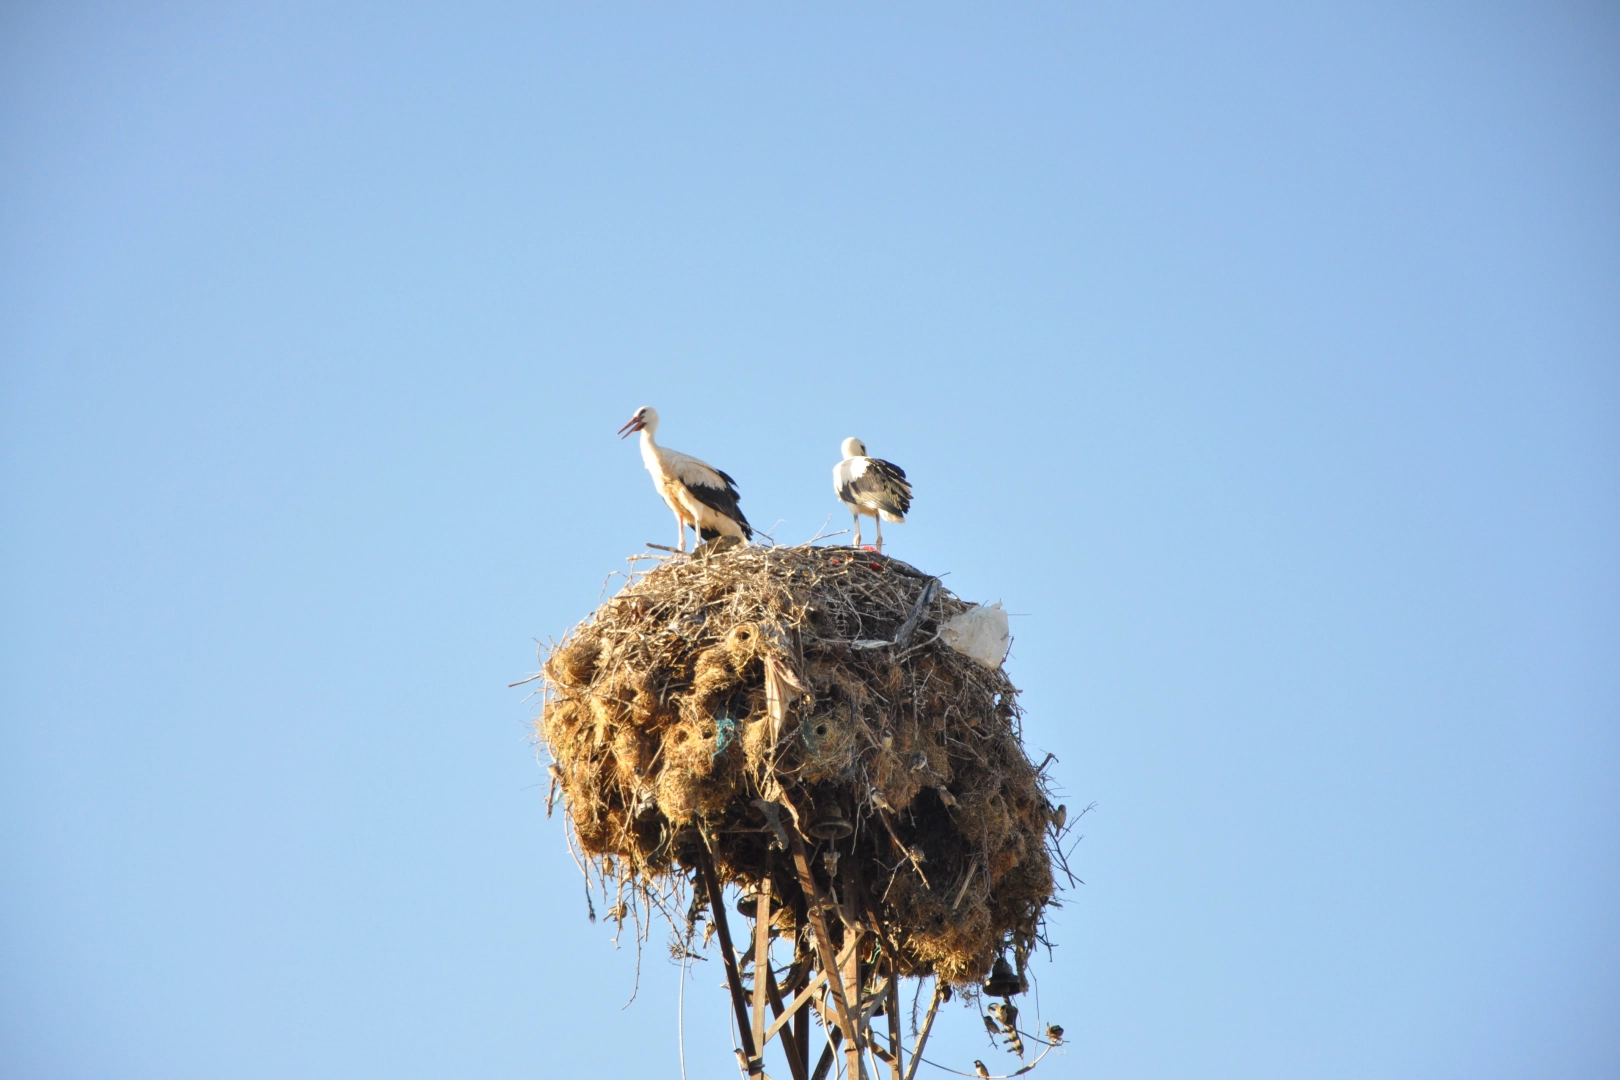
536;543;1059;987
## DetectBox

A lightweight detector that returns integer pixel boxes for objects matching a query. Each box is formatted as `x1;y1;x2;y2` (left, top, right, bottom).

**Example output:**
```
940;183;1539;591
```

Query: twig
893;579;940;649
807;514;848;544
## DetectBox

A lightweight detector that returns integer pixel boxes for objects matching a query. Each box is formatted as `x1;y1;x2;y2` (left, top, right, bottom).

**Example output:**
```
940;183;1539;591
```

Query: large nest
537;544;1058;987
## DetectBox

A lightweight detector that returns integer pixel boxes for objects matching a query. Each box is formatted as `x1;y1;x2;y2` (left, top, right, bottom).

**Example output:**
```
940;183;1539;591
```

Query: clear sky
2;4;1617;1078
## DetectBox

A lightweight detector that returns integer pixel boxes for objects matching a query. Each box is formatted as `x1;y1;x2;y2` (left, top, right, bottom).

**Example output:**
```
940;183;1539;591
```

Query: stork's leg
851;513;862;549
874;516;883;554
675;512;687;553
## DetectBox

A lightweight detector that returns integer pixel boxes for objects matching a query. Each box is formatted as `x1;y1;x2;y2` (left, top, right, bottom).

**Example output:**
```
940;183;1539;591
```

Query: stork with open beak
833;437;912;552
619;406;752;553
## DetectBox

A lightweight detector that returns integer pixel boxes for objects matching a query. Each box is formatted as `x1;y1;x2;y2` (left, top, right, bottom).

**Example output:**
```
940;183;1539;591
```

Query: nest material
538;544;1057;987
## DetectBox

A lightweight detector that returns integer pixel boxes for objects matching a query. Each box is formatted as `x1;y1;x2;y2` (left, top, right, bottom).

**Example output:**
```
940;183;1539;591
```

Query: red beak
617;415;645;439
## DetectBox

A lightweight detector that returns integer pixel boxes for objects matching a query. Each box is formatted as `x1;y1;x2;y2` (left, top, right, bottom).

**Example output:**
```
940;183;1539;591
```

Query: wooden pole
785;832;858;1048
790;887;813;1077
764;958;810;1080
795;984;811;1079
696;849;760;1071
810;1026;842;1080
751;880;771;1067
843;926;865;1080
885;971;903;1080
900;983;943;1080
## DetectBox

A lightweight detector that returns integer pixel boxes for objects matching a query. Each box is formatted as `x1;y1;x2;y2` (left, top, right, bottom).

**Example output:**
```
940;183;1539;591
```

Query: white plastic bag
940;602;1009;668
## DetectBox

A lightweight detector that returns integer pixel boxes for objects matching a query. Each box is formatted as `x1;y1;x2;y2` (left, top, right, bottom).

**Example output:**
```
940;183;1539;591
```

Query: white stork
618;406;752;553
833;437;912;552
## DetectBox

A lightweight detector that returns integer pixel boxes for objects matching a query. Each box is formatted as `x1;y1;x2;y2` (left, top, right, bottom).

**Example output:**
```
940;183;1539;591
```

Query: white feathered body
642;435;751;540
833;448;912;524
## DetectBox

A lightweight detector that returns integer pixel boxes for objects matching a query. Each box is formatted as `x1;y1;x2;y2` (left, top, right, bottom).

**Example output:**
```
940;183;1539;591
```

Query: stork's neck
638;428;664;473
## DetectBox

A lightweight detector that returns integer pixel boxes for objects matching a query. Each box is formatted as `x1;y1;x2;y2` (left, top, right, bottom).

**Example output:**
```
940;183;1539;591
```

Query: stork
832;437;912;552
618;406;752;553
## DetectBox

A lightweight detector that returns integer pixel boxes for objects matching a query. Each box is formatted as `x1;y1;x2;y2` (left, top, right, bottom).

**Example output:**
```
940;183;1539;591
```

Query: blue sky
2;4;1617;1078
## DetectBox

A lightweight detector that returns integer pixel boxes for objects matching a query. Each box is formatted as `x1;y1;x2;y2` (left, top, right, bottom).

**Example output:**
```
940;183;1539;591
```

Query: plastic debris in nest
941;602;1011;667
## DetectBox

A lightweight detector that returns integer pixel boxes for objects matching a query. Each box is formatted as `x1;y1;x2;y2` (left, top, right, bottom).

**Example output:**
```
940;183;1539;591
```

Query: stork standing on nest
619;406;752;553
833;437;912;552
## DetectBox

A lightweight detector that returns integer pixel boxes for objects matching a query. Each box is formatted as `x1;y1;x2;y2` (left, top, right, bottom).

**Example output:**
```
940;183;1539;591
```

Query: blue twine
712;713;738;761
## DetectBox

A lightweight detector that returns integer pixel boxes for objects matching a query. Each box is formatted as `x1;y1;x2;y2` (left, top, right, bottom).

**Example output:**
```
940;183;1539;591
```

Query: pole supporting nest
695;804;922;1080
695;845;762;1072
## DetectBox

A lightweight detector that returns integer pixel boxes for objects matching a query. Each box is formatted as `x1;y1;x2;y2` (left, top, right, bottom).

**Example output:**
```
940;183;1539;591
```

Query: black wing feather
685;474;753;539
844;458;912;517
